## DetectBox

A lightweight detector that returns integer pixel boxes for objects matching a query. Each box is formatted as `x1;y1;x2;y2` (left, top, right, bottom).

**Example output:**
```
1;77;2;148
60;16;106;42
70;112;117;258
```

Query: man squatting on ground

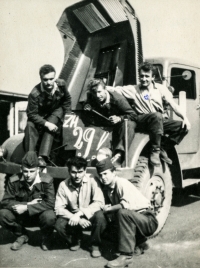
0;151;56;251
91;158;158;268
24;64;71;167
54;156;105;256
107;62;191;166
84;79;137;166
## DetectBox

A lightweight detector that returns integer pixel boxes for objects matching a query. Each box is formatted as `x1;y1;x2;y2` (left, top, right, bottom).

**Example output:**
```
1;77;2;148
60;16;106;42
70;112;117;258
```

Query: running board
182;178;200;188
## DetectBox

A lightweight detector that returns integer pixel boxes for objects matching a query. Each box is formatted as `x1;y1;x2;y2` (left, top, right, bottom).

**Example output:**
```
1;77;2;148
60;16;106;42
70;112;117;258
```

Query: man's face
22;166;38;185
69;165;86;185
139;69;154;88
93;84;107;104
40;72;56;92
98;169;115;186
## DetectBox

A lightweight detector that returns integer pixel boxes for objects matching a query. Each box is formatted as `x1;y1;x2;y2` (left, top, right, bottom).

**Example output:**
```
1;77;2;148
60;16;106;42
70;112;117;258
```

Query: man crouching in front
0;151;56;251
91;158;158;268
54;156;105;256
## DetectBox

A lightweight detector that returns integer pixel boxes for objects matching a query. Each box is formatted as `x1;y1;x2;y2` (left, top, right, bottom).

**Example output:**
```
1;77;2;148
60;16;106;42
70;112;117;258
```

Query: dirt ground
0;174;200;268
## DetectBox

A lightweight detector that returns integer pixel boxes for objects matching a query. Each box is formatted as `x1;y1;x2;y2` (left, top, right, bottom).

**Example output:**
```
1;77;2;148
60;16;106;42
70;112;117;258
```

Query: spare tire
130;156;172;237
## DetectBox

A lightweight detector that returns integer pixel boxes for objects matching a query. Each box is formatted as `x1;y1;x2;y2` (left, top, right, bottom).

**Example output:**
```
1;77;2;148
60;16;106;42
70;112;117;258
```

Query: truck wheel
130;156;172;237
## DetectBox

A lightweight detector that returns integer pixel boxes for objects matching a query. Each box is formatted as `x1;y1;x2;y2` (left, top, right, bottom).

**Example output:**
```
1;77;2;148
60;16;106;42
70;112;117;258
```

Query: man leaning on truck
24;64;71;167
107;62;191;166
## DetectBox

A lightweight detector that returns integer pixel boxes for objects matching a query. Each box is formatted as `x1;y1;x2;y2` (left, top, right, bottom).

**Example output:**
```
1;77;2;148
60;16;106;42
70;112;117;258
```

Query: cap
96;158;114;173
22;151;39;168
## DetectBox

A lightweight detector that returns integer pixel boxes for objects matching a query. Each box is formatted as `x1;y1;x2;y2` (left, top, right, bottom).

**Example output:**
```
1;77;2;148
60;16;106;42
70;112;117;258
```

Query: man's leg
163;119;188;145
24;121;40;152
90;210;109;258
137;112;163;166
106;209;158;268
0;209;29;250
55;217;82;251
112;120;137;166
38;210;56;251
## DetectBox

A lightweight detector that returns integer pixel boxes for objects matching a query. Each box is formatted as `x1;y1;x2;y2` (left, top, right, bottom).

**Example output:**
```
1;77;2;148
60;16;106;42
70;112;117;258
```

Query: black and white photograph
0;0;200;267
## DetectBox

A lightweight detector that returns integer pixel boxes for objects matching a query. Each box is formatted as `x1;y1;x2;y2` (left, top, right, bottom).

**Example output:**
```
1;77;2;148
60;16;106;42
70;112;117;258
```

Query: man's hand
182;117;191;130
109;115;121;124
28;198;42;205
12;204;27;214
103;204;112;213
68;211;83;226
79;218;91;229
44;122;58;132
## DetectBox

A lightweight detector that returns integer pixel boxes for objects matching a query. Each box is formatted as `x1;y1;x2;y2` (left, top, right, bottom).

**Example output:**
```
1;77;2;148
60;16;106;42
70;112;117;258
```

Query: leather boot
150;148;161;167
106;255;133;268
160;148;172;165
11;234;29;251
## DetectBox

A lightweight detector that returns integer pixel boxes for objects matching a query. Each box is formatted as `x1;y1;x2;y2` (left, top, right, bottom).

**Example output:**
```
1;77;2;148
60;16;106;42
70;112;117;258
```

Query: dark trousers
136;112;188;147
0;209;56;237
112;120;136;153
55;217;84;242
91;209;158;254
24;115;61;157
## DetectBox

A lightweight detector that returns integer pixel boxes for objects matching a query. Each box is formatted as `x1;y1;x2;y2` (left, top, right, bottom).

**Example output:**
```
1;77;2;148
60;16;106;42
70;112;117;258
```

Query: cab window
170;68;196;99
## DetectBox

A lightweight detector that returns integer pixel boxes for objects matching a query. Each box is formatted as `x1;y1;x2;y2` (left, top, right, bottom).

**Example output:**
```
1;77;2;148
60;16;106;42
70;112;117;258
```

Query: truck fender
128;133;183;188
2;133;25;164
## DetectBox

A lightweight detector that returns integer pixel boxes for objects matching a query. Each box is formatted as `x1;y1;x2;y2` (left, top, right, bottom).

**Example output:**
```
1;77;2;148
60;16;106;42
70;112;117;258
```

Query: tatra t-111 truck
0;0;200;236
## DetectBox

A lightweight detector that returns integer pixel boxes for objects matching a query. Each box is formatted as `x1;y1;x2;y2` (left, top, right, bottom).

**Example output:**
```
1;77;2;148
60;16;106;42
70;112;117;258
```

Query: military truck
0;0;200;236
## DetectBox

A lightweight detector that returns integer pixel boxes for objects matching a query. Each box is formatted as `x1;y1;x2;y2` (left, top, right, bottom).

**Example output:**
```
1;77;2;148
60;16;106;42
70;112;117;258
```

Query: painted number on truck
63;114;110;158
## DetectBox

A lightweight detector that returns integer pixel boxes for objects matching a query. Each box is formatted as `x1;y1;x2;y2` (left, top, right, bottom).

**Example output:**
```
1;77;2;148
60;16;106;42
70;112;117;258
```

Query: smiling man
54;156;104;253
24;64;71;166
0;151;56;251
107;62;191;166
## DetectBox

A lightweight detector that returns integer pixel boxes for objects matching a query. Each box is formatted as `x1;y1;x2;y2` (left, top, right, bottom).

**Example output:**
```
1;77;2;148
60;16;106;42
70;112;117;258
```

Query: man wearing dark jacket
0;151;56;251
24;64;71;166
84;79;137;166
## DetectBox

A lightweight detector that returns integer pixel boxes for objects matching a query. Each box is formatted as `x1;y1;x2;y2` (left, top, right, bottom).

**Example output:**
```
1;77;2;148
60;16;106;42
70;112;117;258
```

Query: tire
130;156;172;237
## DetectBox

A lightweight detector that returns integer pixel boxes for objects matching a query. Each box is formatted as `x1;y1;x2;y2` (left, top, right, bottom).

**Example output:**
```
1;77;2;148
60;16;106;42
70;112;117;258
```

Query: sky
0;0;199;94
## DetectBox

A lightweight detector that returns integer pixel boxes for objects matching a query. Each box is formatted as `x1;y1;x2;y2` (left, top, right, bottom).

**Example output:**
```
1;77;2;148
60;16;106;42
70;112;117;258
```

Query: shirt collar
41;82;59;96
20;171;41;190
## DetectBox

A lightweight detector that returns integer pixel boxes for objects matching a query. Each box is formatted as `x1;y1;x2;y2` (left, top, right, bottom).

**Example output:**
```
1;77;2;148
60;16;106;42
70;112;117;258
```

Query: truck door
169;65;200;153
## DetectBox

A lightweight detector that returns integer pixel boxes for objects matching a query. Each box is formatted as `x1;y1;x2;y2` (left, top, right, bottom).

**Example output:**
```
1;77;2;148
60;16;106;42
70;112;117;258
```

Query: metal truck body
0;0;200;236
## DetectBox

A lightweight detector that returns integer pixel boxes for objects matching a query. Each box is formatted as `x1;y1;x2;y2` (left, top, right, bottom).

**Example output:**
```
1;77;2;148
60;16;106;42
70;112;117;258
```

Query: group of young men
0;62;190;268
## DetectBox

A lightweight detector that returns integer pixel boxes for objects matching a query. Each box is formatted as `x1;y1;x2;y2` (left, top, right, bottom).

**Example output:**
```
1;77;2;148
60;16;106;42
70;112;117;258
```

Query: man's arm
79;177;105;220
163;92;191;130
1;176;27;211
56;79;71;116
26;93;47;126
27;175;55;216
55;182;74;220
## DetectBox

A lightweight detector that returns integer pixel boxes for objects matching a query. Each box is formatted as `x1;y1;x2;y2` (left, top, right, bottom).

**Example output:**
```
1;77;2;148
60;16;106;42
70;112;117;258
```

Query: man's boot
150;148;161;167
11;234;29;251
106;255;133;268
160;148;172;165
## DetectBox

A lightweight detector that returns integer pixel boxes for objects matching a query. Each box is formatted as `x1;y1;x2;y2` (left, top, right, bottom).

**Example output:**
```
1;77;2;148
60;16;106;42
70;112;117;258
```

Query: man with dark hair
24;64;71;166
54;156;104;253
90;158;158;267
107;62;191;166
0;151;56;251
85;78;137;166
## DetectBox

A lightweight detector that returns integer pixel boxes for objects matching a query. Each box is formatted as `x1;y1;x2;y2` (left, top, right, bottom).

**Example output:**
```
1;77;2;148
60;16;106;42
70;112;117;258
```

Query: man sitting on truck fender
84;78;137;167
107;62;191;166
54;156;105;254
0;151;56;251
90;158;158;267
24;64;71;167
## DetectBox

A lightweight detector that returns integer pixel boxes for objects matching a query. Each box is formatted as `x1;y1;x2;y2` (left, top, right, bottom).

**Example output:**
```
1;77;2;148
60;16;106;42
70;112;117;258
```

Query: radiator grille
99;0;128;22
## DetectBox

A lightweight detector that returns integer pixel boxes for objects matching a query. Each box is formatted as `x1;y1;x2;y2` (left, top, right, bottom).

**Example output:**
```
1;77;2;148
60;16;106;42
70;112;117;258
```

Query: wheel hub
144;176;165;215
